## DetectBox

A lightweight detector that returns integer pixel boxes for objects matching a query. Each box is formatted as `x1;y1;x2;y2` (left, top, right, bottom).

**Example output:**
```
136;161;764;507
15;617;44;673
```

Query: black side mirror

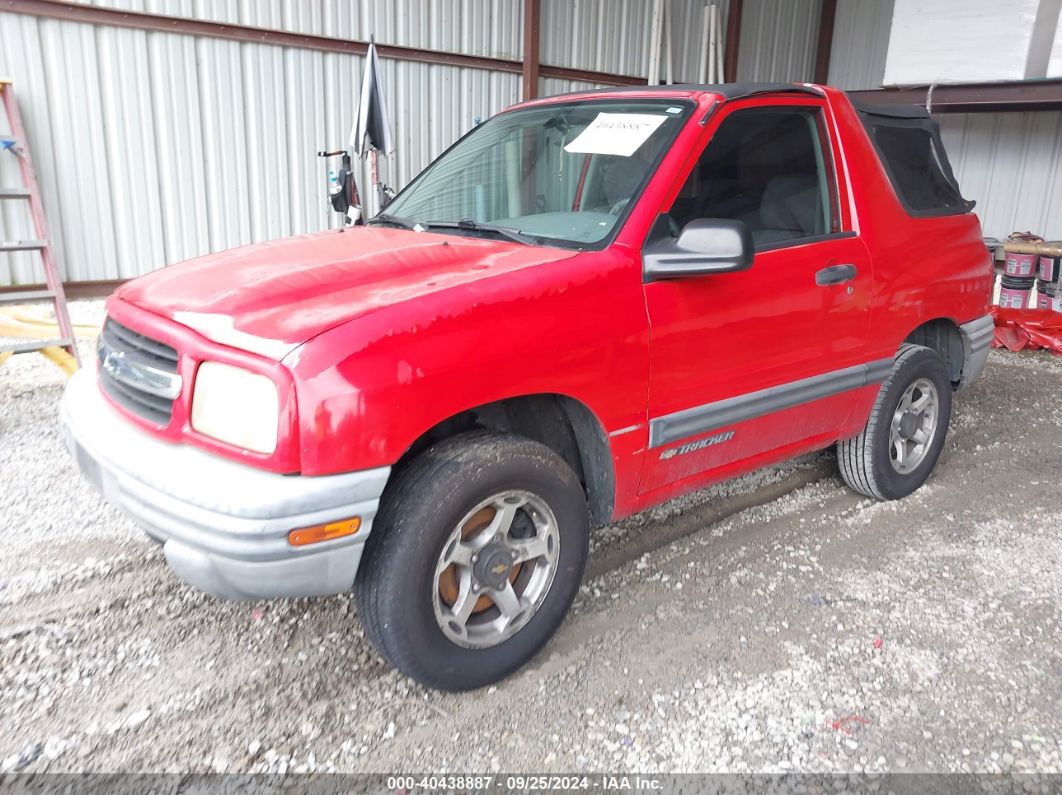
317;149;361;225
643;218;754;281
329;171;353;215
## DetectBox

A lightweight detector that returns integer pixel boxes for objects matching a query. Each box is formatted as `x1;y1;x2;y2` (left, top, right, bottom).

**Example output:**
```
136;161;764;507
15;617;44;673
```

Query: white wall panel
940;111;1062;242
670;0;732;82
196;34;252;254
149;30;211;267
828;0;893;90
542;0;652;78
82;0;523;58
1049;7;1062;76
96;24;166;278
884;0;1046;85
541;0;730;84
43;19;122;283
539;77;607;97
736;0;821;83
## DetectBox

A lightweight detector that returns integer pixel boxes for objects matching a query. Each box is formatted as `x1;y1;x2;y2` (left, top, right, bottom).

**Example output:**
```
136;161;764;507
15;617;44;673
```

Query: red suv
62;83;993;690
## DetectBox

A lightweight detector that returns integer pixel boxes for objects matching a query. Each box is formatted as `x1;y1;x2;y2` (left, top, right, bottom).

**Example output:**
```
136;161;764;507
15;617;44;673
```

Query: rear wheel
356;432;589;691
838;344;953;500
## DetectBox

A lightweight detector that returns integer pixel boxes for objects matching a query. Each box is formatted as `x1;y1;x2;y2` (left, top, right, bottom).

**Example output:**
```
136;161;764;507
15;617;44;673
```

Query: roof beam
848;79;1062;112
813;0;837;84
723;0;743;82
521;0;542;100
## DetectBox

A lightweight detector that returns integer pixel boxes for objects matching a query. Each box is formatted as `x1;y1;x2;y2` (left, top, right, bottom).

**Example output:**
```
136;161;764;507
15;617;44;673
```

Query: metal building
1;0;1060;288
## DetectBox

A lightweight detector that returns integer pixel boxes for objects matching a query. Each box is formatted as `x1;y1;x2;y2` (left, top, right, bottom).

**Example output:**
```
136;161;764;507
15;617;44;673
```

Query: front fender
285;247;650;478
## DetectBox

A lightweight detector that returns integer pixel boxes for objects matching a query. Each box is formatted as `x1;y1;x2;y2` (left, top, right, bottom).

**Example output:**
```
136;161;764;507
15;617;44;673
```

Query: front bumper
60;367;390;600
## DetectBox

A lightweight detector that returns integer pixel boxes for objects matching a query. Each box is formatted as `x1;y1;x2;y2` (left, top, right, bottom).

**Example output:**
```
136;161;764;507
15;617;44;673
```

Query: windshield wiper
366;212;417;230
422;218;537;246
369;214;537;245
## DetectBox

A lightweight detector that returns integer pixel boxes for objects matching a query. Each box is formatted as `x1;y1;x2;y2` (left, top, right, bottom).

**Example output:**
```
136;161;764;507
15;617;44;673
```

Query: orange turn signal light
288;517;362;547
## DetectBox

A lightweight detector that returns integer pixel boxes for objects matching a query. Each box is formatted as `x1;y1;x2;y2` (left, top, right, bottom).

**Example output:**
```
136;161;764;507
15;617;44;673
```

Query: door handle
815;263;857;286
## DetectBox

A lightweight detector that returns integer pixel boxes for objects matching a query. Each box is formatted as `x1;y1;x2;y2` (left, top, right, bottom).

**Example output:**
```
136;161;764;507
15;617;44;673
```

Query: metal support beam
522;0;541;100
848;79;1062;113
1;279;126;300
723;0;743;83
540;65;644;86
813;0;837;84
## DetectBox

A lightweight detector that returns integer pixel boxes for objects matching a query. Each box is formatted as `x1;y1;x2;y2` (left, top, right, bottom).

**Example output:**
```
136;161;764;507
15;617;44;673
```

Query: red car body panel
117;228;578;353
104;84;992;521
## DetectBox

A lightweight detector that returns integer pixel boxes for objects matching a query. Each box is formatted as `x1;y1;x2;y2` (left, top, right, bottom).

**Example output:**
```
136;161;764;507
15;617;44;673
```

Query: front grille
98;318;180;426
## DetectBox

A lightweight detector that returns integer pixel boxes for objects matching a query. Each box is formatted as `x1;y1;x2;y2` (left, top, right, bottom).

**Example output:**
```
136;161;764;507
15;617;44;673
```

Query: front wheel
355;432;589;691
838;343;953;500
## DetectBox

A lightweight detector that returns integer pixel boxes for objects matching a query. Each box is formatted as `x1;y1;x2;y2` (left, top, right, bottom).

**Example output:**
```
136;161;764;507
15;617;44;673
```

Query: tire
355;432;590;691
838;344;953;501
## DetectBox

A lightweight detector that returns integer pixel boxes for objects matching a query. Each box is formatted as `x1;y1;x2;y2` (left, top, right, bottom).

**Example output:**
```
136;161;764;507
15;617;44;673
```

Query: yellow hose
0;306;99;340
0;306;98;377
40;346;78;376
4;307;99;336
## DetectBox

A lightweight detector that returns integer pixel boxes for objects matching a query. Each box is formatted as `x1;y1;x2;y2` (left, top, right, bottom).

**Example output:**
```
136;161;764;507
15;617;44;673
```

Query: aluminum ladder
0;78;79;370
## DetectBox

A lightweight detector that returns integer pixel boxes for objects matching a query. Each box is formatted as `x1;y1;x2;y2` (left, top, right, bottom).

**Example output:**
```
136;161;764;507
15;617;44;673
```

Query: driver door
639;99;873;496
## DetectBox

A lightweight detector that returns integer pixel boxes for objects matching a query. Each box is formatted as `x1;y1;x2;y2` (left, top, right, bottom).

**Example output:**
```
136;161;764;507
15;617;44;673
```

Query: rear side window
862;116;969;216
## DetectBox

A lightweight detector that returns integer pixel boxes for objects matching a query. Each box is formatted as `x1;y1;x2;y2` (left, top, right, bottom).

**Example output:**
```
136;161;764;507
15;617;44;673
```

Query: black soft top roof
547;83;937;117
548;83;947;121
847;97;931;119
848;95;973;215
546;82;825;102
668;82;825;101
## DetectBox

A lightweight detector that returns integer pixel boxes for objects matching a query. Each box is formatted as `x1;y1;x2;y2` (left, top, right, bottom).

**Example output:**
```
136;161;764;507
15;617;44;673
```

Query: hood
117;227;576;360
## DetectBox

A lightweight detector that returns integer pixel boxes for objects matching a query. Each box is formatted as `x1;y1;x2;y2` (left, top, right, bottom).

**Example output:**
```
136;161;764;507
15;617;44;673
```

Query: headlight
191;362;279;454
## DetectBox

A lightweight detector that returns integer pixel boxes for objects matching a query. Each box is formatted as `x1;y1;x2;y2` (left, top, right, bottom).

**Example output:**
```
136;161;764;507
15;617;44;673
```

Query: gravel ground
1;300;1060;775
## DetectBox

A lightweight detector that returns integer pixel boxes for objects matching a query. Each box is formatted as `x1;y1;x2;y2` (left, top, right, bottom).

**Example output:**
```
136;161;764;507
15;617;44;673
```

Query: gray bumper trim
649;358;894;449
957;313;994;391
60;367;390;600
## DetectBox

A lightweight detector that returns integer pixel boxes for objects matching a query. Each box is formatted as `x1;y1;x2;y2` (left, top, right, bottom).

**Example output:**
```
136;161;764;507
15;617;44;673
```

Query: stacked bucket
999;249;1038;307
997;239;1061;312
1036;248;1061;311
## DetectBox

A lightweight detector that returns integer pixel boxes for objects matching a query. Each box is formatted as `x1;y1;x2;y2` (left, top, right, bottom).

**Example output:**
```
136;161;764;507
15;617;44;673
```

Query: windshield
381;99;693;248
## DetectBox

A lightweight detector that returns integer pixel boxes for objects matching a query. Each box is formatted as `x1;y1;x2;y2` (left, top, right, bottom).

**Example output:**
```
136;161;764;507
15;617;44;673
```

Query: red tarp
991;307;1062;354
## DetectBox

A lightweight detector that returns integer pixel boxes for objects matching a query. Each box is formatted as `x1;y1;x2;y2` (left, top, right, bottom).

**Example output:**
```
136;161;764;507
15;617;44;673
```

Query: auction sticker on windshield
564;112;668;157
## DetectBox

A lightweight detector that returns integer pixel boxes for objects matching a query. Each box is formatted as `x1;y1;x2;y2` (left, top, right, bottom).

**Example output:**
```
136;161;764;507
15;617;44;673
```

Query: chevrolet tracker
62;83;994;691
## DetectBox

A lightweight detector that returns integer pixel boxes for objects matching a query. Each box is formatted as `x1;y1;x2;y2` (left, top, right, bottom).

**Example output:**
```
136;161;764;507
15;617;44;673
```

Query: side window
864;120;966;215
668;106;838;249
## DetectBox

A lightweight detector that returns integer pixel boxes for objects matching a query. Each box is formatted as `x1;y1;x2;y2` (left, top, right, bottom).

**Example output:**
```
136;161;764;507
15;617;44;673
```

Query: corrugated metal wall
542;0;818;89
0;2;521;285
75;0;523;57
0;0;751;285
541;0;731;84
3;0;1061;284
736;0;821;83
828;0;894;90
940;111;1062;241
